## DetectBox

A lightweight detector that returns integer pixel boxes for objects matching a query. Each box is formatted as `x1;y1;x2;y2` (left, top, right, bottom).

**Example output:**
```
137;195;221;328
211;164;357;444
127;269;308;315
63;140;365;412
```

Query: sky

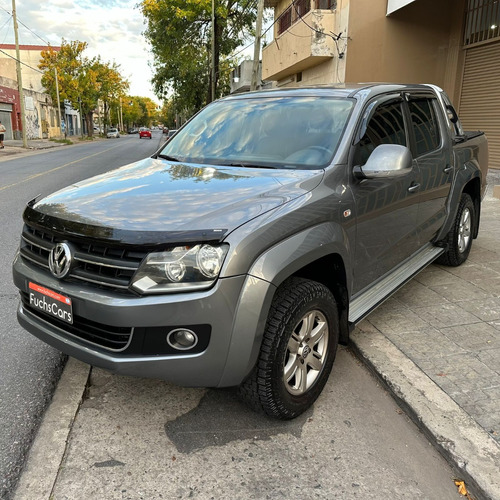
0;0;160;103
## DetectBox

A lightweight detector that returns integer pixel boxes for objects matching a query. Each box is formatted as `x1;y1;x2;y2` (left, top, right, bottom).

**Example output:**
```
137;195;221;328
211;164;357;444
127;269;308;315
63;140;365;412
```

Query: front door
350;96;421;294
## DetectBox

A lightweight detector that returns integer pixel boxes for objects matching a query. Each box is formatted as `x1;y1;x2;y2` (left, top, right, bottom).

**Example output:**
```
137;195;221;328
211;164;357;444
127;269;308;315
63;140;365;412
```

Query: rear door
405;93;453;244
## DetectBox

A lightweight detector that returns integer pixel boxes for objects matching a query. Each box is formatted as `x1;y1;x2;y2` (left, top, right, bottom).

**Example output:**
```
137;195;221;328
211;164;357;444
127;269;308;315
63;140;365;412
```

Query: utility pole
251;0;265;91
12;0;28;148
211;0;216;102
54;67;63;138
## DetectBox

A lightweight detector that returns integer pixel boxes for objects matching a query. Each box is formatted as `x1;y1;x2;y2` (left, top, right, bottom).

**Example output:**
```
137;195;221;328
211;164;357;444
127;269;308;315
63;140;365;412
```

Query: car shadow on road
165;388;312;454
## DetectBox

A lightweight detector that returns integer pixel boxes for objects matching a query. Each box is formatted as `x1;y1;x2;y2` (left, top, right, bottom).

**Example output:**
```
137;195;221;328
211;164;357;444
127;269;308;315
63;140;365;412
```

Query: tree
39;39;129;136
119;96;159;129
141;0;258;115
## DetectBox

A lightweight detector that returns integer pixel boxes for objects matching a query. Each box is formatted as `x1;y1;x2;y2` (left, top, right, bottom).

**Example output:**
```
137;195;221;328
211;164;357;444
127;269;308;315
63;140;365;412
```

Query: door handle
408;183;420;193
443;165;453;173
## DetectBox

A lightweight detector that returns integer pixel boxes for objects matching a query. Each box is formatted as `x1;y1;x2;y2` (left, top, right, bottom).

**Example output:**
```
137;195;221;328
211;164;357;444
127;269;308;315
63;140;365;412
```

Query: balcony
262;2;337;82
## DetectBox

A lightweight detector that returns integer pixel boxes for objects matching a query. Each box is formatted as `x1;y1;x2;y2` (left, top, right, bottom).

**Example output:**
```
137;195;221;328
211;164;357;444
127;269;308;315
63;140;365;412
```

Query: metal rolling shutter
459;40;500;169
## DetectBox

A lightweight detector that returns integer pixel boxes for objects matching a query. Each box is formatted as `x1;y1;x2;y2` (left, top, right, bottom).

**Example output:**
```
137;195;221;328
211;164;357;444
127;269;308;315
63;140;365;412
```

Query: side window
408;98;440;157
354;101;406;166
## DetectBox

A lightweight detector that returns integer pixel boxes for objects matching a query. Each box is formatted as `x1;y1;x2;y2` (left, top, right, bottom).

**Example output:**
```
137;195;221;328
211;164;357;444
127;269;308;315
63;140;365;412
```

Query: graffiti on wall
25;105;40;140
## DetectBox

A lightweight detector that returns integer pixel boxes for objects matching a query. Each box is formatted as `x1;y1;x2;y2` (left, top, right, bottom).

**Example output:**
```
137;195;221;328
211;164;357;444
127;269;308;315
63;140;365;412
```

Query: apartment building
262;0;500;168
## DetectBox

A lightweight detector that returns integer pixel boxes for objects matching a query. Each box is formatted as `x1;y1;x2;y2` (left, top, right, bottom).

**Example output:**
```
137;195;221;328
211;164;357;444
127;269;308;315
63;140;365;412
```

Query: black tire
436;193;475;266
239;277;339;419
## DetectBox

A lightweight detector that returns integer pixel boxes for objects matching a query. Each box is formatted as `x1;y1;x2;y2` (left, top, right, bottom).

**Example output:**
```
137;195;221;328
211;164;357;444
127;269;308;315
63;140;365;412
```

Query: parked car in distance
166;129;177;141
128;128;139;134
139;127;152;139
106;128;120;139
93;126;102;134
12;84;488;420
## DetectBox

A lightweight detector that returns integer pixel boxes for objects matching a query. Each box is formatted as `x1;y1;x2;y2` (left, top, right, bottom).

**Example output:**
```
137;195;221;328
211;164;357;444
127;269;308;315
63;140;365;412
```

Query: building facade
262;0;500;168
0;44;82;140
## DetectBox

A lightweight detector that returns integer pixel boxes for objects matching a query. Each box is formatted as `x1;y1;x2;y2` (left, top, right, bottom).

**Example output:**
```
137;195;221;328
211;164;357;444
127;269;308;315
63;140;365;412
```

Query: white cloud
3;0;159;102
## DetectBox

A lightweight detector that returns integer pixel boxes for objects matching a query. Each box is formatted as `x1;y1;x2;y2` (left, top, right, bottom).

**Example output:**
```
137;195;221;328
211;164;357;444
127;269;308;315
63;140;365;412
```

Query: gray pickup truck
13;84;488;419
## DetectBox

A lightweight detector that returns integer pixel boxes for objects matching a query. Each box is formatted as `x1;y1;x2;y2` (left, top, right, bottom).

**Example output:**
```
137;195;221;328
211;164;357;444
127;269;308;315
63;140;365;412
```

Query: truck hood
26;158;323;245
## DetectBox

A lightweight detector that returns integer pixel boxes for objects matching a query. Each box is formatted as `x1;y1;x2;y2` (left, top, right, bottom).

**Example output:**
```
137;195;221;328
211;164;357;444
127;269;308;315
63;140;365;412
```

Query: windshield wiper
157;154;181;162
226;162;278;169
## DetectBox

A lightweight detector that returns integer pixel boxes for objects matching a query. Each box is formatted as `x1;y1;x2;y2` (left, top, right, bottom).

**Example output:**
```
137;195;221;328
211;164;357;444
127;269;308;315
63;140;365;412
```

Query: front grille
20;291;133;350
20;224;147;292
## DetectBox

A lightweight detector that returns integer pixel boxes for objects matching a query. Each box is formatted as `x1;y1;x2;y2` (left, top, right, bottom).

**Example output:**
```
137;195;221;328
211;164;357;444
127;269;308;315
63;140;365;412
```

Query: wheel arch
219;223;353;388
461;176;481;238
248;223;351;345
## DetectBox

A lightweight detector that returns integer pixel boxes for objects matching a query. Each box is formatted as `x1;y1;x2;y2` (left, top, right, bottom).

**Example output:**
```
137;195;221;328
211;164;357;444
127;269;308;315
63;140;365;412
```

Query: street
0;131;164;500
30;353;464;500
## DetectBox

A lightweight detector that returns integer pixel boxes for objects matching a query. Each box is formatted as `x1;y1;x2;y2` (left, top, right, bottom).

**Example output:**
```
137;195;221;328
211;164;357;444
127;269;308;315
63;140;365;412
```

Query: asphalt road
0;131;165;500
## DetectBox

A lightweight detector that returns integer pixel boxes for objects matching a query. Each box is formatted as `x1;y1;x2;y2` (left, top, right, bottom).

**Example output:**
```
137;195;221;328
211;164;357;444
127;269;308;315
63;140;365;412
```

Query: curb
13;358;90;500
350;328;500;500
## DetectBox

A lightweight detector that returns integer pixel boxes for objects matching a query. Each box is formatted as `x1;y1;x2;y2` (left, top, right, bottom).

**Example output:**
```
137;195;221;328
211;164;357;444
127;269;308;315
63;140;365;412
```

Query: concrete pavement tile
383;328;467;359
458;297;500;322
392;280;451;308
442;262;500;283
441;322;500;351
473;277;500;297
428;281;491;303
476;347;500;371
413;266;465;287
354;320;379;335
364;307;430;334
410;303;480;329
468;247;500;265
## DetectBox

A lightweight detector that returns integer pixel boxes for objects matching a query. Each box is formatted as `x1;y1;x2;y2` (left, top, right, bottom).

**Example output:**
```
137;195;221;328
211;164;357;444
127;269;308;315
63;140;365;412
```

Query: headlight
130;243;229;294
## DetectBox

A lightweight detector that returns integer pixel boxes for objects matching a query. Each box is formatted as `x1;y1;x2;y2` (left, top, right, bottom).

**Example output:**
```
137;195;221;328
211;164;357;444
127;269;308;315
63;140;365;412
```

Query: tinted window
160;97;354;169
355;101;406;166
408;98;440;157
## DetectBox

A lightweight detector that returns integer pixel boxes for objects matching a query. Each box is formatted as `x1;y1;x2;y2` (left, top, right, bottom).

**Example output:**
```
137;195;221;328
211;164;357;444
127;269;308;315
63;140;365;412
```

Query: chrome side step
348;245;444;324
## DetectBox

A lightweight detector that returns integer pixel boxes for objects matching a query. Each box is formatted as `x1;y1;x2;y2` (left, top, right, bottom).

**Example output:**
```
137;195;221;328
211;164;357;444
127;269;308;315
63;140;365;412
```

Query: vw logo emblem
48;243;73;279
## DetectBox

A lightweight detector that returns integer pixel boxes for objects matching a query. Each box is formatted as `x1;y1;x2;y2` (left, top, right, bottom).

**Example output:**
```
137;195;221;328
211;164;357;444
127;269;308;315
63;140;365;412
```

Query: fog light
167;328;198;350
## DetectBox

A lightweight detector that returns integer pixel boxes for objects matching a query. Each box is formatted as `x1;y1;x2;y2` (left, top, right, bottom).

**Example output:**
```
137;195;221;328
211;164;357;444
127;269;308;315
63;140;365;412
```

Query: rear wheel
436;193;475;266
239;277;339;419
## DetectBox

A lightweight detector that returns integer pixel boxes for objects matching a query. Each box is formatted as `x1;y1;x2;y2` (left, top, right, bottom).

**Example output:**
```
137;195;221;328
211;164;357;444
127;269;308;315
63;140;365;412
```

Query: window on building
277;0;312;35
464;0;500;45
354;101;406;166
408;98;441;157
315;0;337;9
296;72;303;82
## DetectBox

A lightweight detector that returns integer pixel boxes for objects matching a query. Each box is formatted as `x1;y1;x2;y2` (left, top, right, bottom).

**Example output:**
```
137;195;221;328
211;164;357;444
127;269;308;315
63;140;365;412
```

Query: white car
107;128;120;139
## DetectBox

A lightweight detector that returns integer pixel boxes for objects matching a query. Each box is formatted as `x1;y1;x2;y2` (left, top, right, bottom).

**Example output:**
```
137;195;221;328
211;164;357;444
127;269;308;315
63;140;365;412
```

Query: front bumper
13;253;276;387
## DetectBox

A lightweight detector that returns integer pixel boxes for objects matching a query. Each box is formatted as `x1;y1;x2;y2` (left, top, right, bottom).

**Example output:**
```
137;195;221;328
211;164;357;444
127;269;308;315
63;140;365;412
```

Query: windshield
158;96;354;169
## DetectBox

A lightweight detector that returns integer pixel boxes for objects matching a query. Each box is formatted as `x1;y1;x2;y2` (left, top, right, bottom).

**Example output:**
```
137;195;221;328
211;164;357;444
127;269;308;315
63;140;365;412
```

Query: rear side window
355;101;406;166
408;98;440;156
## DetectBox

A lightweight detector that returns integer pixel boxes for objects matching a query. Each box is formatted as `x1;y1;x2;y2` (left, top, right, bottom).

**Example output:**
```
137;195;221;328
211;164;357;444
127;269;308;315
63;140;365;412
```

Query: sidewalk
0;137;108;160
13;171;500;500
352;169;500;499
2;138;69;152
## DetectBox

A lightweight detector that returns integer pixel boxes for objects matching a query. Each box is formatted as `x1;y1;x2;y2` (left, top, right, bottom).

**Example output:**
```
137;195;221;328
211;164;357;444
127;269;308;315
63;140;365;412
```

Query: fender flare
218;222;351;387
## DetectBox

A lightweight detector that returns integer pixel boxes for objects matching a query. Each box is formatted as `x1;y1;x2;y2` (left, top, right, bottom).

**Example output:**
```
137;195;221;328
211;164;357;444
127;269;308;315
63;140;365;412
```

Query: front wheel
239;277;339;419
436;193;475;266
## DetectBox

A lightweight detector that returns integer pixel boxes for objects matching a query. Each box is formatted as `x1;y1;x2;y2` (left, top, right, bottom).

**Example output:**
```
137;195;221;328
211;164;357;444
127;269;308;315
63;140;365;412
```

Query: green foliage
118;96;160;129
141;0;258;115
39;39;129;136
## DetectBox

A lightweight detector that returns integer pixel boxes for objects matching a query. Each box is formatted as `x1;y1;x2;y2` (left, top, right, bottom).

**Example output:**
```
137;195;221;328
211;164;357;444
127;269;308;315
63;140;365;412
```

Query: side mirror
354;144;412;179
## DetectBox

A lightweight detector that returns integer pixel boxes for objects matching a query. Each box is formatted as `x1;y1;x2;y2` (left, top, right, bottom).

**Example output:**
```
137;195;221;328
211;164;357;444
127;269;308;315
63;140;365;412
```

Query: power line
0;3;52;46
0;47;43;73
